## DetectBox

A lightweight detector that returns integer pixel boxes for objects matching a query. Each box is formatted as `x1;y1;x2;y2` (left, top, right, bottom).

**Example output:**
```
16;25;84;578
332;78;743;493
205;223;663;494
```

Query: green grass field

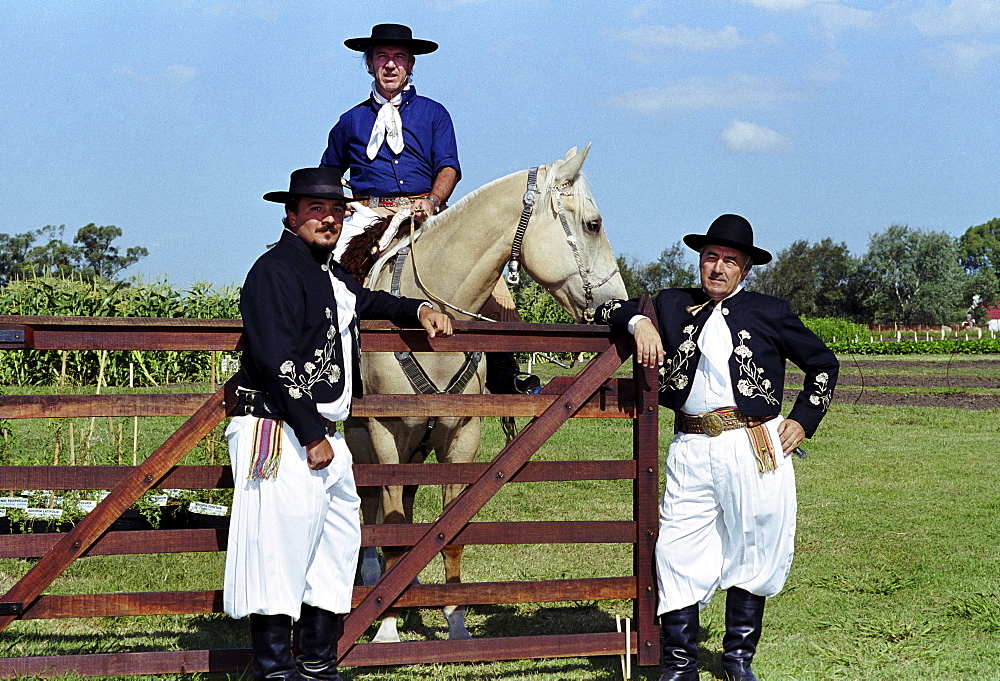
1;360;999;680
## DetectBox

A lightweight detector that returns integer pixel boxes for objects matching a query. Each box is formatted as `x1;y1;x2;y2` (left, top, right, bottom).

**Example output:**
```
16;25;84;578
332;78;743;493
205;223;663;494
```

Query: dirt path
786;358;1000;410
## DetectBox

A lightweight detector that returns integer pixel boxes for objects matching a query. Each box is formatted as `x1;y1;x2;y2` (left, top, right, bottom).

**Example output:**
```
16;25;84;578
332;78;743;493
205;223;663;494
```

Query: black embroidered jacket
239;230;424;446
598;288;839;438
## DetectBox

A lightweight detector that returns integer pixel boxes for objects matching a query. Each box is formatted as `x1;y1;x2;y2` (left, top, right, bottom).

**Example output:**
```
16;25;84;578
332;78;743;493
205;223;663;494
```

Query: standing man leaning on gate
319;22;536;395
597;215;839;681
224;167;452;681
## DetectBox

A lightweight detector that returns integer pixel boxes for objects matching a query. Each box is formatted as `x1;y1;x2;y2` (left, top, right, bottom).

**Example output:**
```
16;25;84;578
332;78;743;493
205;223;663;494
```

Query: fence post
633;295;660;667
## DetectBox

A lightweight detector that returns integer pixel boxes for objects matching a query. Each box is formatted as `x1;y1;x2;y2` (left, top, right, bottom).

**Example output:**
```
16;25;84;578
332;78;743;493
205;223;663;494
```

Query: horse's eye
585;218;602;234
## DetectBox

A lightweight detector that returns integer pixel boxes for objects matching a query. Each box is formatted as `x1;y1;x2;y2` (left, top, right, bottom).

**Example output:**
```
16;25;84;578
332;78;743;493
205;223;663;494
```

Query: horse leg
433;416;481;641
344;416;382;587
370;428;428;643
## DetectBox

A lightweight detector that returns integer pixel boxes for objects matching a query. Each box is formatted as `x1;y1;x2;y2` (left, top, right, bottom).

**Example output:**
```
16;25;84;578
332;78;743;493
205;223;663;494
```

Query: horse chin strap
507;166;620;323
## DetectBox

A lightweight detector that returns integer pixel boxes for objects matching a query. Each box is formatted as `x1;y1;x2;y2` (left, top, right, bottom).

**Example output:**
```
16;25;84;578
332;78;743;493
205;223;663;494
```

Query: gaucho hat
683;214;773;265
263;167;346;204
344;23;438;55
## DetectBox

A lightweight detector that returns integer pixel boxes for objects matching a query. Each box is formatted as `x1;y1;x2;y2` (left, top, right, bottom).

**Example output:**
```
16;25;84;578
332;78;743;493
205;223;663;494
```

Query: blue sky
1;0;997;286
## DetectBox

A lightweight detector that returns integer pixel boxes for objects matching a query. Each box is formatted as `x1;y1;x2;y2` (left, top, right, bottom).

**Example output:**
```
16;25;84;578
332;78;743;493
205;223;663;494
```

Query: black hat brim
683;234;772;265
344;37;438;55
263;190;346;204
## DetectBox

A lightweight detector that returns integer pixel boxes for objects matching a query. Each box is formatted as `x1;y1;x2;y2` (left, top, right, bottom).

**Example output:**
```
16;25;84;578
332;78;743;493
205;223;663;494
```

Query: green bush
829;338;1000;355
803;317;870;344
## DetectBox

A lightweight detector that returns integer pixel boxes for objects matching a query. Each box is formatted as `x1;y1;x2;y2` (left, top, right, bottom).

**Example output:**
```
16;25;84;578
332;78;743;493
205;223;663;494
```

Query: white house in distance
986;305;1000;332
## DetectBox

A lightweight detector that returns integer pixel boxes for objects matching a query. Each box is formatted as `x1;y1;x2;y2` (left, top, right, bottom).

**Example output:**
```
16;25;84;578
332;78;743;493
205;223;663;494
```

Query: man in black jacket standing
224;167;451;680
598;214;838;681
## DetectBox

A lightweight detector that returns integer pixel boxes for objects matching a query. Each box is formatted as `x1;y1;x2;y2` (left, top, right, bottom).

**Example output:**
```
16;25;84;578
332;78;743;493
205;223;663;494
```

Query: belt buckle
702;413;725;437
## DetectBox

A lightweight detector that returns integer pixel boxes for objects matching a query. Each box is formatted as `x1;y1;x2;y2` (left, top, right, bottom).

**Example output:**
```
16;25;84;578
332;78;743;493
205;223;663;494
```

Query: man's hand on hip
306;437;335;470
777;419;805;456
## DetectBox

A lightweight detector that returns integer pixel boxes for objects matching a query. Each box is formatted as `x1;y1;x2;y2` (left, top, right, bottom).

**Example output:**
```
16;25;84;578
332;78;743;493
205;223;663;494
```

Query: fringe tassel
746;421;777;473
249;418;283;480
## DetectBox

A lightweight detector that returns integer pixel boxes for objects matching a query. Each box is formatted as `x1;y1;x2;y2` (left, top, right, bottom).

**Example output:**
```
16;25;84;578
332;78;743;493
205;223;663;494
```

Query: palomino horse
345;145;627;642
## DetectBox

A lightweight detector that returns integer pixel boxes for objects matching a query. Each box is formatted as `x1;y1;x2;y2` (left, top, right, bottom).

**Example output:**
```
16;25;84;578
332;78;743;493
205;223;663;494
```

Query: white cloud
924;38;1000;76
628;2;664;20
808;50;850;82
722;120;793;154
910;0;1000;37
614;24;743;53
734;0;826;9
113;64;200;87
812;3;878;32
606;73;800;115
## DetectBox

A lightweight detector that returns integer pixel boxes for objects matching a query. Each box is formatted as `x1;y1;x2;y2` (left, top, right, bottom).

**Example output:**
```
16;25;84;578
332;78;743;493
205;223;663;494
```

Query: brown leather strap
676;407;776;437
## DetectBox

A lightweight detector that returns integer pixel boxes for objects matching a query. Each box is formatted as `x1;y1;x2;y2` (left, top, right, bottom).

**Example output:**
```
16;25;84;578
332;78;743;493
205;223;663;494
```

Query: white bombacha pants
224;415;361;619
655;415;797;614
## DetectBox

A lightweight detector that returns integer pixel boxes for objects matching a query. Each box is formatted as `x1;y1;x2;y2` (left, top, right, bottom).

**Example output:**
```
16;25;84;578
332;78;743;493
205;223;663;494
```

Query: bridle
506;166;620;322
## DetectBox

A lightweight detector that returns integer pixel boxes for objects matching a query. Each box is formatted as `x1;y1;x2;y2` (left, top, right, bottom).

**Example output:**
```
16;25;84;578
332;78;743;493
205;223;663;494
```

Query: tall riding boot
721;587;766;681
249;613;304;681
485;352;541;395
658;604;700;681
296;604;343;681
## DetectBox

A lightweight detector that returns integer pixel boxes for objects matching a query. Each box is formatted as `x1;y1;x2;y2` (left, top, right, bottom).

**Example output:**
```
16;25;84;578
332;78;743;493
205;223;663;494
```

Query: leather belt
677;408;777;437
234;387;280;418
234;388;338;436
355;195;420;209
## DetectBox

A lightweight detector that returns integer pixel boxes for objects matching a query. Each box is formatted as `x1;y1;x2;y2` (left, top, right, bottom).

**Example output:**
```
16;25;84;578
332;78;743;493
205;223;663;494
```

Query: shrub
803;317;870;344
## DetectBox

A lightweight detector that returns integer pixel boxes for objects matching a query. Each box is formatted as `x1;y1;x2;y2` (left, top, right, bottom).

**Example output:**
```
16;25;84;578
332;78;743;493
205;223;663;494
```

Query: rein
506;166;620;323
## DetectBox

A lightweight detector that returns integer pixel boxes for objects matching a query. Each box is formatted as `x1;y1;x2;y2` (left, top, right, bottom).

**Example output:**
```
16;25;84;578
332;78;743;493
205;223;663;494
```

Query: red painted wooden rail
0;304;660;677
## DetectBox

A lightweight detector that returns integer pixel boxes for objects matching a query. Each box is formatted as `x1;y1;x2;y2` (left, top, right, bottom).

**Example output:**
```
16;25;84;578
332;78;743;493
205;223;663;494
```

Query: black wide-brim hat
683;214;773;264
345;23;438;55
263;167;346;204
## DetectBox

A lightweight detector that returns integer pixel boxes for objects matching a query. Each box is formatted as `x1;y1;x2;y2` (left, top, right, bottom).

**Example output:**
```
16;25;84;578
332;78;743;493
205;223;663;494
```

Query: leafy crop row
0;276;240;386
827;338;1000;355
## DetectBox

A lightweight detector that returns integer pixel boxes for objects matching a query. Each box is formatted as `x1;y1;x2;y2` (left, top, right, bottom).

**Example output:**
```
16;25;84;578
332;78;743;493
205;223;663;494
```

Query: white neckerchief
681;287;741;414
366;83;409;160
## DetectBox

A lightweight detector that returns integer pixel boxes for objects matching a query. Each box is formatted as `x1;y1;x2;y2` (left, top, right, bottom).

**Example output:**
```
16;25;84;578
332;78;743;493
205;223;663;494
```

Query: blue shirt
320;87;461;197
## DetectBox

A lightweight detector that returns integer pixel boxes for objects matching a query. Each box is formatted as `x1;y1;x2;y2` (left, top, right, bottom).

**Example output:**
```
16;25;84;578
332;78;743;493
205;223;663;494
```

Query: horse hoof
372;617;401;643
360;548;382;587
443;605;472;640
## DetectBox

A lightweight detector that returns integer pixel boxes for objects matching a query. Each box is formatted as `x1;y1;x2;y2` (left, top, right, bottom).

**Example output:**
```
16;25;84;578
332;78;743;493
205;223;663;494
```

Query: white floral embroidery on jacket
597;300;622;325
279;308;343;399
733;330;779;405
808;372;832;411
659;325;698;393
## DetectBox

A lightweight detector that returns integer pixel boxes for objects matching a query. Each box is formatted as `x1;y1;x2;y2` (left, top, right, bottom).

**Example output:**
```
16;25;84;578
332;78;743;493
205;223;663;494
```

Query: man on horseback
224;167;452;680
597;215;839;681
320;22;536;395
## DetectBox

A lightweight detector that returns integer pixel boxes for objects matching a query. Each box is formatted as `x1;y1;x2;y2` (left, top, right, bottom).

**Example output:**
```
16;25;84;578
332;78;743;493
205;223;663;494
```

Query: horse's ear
554;144;591;185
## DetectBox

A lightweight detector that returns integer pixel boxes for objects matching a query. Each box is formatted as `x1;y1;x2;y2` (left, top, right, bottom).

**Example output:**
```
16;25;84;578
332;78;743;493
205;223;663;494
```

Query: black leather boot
721;588;766;681
296;604;343;680
658;604;700;681
249;614;305;681
485;352;540;394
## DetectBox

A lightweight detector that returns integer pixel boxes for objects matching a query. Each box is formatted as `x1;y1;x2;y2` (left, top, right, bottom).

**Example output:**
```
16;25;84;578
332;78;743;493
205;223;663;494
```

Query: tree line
0;224;148;284
617;218;1000;326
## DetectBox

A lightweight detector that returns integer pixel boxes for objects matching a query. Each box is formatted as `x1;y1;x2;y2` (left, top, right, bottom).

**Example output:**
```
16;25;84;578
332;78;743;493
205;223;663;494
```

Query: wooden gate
0;303;661;677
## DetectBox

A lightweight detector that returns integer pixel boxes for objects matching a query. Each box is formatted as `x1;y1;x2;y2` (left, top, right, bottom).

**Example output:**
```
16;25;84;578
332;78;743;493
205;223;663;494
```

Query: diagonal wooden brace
0;375;239;633
339;336;634;658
